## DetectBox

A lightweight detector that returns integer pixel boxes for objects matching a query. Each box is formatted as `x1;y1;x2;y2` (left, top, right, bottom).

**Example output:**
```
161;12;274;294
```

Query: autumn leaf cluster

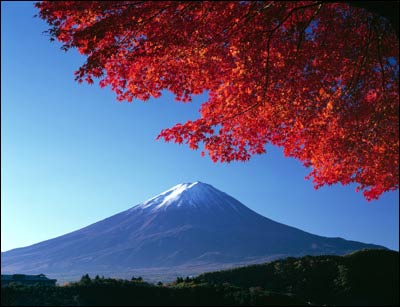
36;1;399;200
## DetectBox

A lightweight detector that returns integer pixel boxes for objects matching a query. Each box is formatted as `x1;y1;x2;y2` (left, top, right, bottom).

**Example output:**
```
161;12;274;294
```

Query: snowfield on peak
134;181;241;213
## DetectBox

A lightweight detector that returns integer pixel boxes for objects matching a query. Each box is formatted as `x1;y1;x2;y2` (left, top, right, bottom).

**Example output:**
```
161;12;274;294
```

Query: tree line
2;249;397;306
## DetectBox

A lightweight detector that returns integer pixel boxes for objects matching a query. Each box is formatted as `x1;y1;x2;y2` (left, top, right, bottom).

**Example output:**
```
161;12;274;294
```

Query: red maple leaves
36;1;399;200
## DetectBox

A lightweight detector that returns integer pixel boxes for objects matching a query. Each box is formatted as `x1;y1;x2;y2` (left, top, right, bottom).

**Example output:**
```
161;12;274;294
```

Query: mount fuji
1;182;385;282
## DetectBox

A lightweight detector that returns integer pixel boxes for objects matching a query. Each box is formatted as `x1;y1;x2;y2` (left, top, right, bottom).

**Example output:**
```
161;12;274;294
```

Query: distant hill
2;182;386;283
195;249;399;306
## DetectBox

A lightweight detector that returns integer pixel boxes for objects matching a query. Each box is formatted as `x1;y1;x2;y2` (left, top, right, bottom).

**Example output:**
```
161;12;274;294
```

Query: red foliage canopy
36;1;399;200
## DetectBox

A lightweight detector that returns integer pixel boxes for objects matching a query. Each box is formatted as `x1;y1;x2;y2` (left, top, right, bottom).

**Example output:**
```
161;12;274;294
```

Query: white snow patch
136;182;201;211
154;183;190;209
130;181;243;214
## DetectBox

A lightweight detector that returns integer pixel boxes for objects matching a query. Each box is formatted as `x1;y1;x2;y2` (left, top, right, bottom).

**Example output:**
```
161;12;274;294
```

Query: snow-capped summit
2;181;386;283
139;181;203;209
136;181;242;212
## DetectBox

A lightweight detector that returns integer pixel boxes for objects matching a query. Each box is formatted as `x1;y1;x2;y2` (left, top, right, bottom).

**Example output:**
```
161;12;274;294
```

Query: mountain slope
1;182;386;281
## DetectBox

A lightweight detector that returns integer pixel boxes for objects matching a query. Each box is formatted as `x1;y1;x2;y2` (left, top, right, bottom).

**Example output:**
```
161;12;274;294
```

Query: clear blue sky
1;2;399;252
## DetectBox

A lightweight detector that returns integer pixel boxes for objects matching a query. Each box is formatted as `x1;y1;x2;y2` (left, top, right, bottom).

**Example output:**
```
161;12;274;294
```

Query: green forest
2;249;398;306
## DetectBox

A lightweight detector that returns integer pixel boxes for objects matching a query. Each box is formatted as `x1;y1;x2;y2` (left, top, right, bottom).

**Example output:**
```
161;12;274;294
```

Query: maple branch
296;3;323;53
223;101;263;123
345;17;374;96
221;1;325;123
258;1;324;35
375;22;387;94
212;2;263;45
102;1;146;15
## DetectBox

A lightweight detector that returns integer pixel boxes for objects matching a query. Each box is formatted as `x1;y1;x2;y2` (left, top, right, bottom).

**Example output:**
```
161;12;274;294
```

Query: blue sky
1;2;399;252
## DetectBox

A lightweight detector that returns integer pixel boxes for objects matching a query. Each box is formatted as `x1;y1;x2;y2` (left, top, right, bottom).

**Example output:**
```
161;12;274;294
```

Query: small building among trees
1;274;57;287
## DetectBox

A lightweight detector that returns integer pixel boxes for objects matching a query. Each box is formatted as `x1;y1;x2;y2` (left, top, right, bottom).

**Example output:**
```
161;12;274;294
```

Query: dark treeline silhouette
196;249;399;306
1;249;397;306
1;276;304;306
